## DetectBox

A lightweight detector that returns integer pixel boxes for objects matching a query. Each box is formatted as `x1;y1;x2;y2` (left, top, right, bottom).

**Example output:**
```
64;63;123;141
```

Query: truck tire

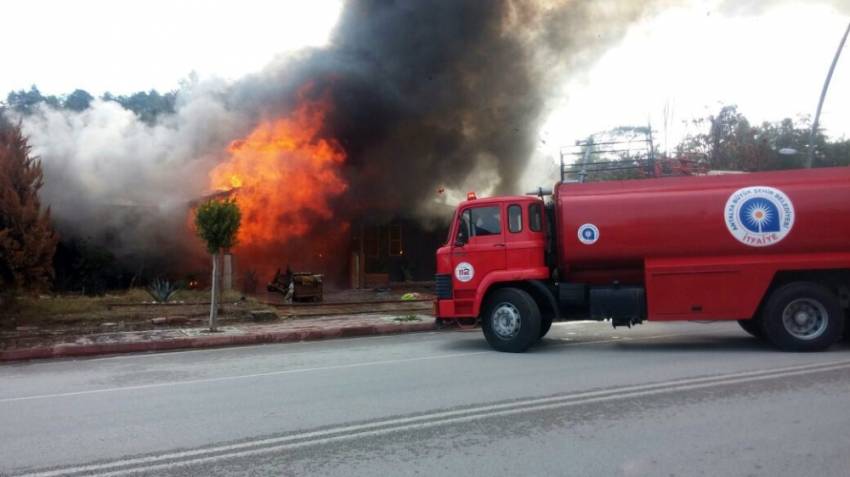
737;319;763;338
760;282;844;352
540;315;553;338
482;288;541;352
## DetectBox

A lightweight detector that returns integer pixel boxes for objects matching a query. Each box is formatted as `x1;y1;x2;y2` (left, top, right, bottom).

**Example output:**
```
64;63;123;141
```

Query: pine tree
0;121;58;293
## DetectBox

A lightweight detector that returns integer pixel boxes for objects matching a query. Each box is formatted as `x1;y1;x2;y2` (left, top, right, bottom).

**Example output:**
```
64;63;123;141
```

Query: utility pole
807;21;850;168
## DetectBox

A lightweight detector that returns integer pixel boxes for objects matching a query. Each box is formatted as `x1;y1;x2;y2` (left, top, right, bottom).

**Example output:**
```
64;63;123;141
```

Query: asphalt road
2;321;850;476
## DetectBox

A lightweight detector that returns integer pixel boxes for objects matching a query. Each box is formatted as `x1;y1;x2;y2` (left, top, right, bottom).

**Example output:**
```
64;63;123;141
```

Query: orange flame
208;88;347;248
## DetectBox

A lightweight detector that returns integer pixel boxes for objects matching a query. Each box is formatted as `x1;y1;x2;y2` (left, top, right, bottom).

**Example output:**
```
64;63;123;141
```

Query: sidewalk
1;313;438;362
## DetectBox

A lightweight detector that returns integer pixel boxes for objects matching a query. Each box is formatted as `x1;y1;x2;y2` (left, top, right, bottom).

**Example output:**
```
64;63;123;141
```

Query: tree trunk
209;253;219;331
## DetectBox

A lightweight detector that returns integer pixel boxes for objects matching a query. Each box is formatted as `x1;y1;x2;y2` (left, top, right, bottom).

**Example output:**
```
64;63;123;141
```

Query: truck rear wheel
760;282;844;352
737;319;763;338
482;288;541;352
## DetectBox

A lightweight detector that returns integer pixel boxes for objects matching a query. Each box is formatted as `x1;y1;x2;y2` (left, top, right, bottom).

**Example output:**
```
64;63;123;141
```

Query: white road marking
0;351;488;403
14;358;850;477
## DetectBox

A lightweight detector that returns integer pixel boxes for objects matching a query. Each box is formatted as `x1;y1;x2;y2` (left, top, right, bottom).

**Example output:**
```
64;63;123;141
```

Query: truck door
451;204;506;315
504;202;546;269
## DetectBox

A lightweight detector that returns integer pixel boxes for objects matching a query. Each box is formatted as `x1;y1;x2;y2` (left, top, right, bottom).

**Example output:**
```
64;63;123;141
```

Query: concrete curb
0;321;437;362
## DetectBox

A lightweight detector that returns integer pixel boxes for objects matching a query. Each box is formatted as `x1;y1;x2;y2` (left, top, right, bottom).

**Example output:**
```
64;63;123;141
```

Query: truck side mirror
454;239;466;248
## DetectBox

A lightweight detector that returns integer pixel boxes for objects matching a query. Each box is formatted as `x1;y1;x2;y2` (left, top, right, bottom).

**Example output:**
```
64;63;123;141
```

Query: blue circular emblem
738;198;780;233
724;186;794;247
577;223;599;245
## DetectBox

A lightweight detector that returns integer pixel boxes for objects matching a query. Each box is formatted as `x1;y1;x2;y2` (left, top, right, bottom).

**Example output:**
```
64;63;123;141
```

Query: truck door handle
494;243;506;247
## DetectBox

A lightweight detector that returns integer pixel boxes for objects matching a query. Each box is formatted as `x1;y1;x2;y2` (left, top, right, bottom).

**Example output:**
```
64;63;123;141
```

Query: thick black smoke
235;0;668;222
325;1;542;215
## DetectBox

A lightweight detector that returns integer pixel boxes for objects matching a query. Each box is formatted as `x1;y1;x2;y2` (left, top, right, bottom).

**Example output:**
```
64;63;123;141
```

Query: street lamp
807;21;850;168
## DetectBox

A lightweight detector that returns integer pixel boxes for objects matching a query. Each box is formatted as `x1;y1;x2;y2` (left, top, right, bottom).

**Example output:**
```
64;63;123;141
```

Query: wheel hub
492;303;521;339
782;298;828;340
794;311;810;326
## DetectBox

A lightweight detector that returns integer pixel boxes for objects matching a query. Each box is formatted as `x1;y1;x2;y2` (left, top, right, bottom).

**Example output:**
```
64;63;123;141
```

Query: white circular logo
724;186;794;247
577;223;599;245
454;262;475;282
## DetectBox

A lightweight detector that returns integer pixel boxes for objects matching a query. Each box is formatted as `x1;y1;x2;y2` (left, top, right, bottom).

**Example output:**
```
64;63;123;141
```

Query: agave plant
147;278;180;303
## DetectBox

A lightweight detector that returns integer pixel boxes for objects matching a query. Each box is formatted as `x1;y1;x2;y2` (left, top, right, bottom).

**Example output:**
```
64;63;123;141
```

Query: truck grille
435;274;453;299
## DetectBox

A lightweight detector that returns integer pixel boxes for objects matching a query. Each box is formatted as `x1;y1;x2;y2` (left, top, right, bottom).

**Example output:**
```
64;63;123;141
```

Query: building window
508;204;522;233
529;203;542;232
388;223;403;256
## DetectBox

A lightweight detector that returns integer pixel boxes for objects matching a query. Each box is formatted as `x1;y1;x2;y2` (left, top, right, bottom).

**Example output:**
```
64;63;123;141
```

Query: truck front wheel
482;288;541;352
760;282;844;352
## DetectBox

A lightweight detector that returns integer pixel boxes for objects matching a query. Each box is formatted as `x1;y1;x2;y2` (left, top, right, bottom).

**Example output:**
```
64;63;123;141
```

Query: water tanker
434;166;850;352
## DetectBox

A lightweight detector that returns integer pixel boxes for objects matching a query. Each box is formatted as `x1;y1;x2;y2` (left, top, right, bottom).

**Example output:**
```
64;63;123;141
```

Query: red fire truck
434;166;850;352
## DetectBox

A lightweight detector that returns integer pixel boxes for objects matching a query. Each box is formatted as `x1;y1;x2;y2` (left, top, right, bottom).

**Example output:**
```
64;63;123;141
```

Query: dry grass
4;288;266;328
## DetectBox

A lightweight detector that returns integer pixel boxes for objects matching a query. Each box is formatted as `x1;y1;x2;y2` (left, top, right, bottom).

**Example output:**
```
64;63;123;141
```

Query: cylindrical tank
555;166;850;284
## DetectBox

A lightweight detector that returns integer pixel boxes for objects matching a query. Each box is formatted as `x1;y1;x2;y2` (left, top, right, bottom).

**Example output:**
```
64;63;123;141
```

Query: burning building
202;85;451;287
193;1;563;287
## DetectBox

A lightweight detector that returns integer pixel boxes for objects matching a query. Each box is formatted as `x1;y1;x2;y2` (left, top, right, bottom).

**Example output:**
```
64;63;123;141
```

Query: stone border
0;321;436;362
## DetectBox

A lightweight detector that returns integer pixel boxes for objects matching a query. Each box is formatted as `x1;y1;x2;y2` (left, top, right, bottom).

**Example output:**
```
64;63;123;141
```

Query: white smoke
13;80;254;266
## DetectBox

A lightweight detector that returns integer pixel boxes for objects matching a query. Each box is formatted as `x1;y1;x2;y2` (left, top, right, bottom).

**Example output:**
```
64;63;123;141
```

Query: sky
539;0;850;158
0;0;343;94
2;0;848;152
